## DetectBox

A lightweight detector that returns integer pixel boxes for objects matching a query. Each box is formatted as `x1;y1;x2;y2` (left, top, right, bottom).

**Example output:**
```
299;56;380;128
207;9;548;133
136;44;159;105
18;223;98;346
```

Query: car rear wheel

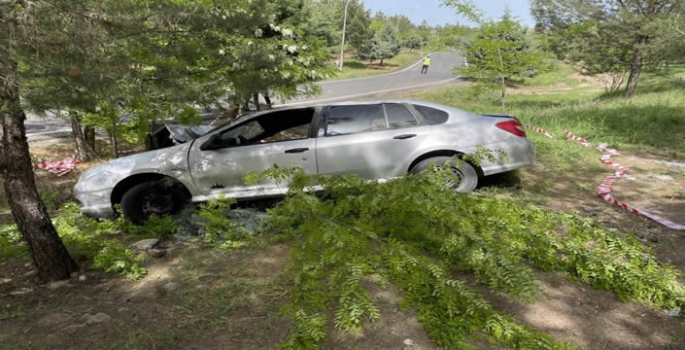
121;180;189;225
410;156;479;193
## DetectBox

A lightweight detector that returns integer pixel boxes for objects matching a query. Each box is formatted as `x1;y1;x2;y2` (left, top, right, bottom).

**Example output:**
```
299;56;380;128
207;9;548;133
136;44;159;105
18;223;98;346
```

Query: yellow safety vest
423;58;431;66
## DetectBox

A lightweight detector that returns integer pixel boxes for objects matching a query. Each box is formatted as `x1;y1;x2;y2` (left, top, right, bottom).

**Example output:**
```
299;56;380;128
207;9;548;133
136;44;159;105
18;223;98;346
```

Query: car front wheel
410;156;479;193
120;180;189;225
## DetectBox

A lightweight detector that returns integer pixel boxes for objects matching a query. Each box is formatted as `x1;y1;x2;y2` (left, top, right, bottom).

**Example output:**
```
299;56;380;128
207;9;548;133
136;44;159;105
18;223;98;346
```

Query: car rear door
315;103;432;179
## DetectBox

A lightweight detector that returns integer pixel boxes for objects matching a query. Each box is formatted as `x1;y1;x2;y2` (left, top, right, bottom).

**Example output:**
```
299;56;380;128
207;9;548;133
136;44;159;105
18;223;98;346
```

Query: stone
654;174;675;181
127;287;160;301
83;312;111;324
78;275;87;281
667;309;680;317
9;287;33;296
403;339;413;346
70;272;79;279
47;280;69;290
148;248;167;259
22;270;37;278
162;282;180;293
130;238;159;250
117;307;129;313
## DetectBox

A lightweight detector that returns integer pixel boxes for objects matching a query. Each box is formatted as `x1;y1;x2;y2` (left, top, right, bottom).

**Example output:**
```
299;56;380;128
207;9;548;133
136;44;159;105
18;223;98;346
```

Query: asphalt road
26;51;464;139
280;51;463;107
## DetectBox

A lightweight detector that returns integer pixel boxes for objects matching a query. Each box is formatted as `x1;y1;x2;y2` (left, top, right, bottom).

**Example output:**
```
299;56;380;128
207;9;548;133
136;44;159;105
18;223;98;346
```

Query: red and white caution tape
526;125;685;230
564;130;591;147
33;156;78;176
565;130;685;231
525;125;554;138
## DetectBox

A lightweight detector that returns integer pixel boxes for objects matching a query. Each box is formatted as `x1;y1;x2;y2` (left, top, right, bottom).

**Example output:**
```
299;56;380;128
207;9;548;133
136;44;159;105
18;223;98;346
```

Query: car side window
326;105;387;136
219;120;265;146
412;104;449;125
216;108;314;148
385;104;419;129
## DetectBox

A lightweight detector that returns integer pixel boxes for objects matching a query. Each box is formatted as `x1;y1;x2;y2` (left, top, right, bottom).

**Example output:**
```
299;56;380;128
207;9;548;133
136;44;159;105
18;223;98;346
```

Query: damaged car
74;100;535;224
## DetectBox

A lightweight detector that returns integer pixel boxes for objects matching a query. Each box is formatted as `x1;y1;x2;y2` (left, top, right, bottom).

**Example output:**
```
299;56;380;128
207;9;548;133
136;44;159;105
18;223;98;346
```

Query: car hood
91;142;193;178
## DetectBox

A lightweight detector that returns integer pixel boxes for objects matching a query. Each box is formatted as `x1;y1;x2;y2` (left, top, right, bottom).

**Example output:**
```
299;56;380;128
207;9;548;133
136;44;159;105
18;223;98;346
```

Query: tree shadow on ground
465;271;685;350
343;61;366;70
598;79;684;100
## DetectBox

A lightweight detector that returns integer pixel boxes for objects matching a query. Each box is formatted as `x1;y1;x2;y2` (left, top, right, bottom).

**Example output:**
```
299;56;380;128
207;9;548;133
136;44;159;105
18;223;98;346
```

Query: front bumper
73;176;117;219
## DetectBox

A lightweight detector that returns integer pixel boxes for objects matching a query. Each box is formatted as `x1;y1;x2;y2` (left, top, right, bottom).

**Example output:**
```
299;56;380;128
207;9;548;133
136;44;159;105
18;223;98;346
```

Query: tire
120;180;189;225
410;156;479;193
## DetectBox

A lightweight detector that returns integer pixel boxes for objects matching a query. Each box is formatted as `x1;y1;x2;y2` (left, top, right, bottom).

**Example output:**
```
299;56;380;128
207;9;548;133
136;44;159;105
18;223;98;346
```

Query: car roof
213;99;462;130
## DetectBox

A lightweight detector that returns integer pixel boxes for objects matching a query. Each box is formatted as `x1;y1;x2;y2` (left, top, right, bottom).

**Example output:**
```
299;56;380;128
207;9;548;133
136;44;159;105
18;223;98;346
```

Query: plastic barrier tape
525;127;685;231
33;156;78;176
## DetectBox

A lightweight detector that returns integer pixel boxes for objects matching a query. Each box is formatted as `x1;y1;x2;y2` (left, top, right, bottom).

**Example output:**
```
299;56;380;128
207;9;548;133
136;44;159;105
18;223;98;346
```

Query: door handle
393;134;417;140
285;148;309;154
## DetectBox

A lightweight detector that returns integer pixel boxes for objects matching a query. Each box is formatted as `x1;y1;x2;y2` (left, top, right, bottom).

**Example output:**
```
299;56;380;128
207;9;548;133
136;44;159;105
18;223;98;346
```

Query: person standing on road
421;55;431;74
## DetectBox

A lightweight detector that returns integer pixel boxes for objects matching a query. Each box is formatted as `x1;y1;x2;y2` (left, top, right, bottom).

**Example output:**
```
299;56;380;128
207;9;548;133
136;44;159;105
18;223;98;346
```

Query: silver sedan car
74;100;535;224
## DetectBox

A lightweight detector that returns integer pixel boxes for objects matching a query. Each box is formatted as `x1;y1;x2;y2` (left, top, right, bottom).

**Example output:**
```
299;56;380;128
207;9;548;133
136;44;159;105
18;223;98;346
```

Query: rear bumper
478;138;535;176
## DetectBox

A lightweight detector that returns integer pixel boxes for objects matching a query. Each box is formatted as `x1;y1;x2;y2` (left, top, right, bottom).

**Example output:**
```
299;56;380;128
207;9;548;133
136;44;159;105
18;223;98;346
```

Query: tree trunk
625;38;646;98
84;126;95;151
253;93;261;111
497;48;507;114
243;97;251;112
108;122;118;159
145;120;157;151
264;94;272;109
500;75;507;114
0;80;78;282
70;113;97;161
409;47;413;53
380;58;384;66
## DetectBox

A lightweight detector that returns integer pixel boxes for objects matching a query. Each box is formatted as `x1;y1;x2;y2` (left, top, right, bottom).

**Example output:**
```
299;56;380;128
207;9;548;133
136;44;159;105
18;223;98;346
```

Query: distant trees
358;26;402;66
306;1;452;66
532;0;683;97
404;35;425;52
440;2;546;113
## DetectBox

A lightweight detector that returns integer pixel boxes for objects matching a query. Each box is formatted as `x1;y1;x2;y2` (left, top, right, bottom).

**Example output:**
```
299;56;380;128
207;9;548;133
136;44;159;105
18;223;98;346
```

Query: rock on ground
83;313;111;324
130;238;160;250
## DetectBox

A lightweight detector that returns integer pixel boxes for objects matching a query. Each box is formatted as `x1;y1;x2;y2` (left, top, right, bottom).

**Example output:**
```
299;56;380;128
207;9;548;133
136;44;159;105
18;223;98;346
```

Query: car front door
315;103;432;180
187;108;319;201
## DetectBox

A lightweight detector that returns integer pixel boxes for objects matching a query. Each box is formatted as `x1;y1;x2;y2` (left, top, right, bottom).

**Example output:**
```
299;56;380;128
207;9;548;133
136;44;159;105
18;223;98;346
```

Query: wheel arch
111;173;191;207
407;150;484;177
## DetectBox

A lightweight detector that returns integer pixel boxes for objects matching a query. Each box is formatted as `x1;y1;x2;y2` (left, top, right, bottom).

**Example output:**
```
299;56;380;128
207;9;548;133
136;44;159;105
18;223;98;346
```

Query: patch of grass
331;49;429;80
420;78;685;157
0;224;27;262
51;203;181;278
516;63;585;88
0;303;25;320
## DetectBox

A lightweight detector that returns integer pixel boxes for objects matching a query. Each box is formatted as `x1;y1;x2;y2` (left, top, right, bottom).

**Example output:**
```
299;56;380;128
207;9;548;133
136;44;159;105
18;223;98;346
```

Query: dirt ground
3;125;685;349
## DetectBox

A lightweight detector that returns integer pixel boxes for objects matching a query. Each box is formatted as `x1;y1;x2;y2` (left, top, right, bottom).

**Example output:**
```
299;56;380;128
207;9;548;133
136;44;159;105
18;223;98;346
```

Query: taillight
496;119;527;138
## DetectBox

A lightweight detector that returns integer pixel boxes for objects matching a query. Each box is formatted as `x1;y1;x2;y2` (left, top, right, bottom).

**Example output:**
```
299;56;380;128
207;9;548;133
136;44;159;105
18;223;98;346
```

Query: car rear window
413;104;449;125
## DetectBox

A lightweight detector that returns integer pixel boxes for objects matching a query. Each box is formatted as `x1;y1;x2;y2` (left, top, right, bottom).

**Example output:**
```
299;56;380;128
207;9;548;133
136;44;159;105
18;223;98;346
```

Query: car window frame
203;107;320;150
406;103;448;126
382;103;420;130
322;103;389;137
